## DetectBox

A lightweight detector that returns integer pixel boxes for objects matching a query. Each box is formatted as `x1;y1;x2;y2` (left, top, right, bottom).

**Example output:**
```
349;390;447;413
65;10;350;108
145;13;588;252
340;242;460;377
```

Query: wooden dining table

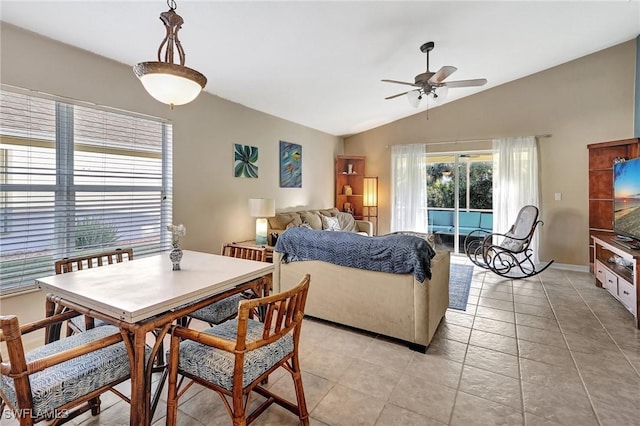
35;250;274;426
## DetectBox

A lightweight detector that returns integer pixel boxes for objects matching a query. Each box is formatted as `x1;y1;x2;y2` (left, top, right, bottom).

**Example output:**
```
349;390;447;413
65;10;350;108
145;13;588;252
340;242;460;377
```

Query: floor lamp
363;177;378;235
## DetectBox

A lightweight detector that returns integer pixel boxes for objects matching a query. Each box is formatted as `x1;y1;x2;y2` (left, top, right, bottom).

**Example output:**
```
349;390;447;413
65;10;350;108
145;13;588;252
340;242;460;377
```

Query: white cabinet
592;236;639;328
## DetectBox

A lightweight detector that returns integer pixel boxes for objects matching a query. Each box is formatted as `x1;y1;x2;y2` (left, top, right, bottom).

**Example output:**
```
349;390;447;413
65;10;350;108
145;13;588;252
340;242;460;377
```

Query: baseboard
548;262;589;273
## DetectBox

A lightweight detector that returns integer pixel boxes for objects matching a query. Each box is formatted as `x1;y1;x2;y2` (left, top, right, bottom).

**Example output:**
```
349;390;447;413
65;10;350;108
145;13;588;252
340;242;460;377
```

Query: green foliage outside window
427;161;492;210
75;217;119;249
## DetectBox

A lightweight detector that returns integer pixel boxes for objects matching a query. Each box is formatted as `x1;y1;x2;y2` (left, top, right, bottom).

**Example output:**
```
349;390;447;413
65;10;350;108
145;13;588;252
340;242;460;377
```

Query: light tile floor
3;255;639;425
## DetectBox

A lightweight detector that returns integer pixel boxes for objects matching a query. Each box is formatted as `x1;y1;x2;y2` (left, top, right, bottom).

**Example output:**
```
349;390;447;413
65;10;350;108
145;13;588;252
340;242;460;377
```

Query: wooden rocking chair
464;205;554;279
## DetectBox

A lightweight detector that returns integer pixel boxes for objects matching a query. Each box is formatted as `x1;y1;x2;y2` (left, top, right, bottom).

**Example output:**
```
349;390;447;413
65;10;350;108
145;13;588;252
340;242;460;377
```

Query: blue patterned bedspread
274;227;436;282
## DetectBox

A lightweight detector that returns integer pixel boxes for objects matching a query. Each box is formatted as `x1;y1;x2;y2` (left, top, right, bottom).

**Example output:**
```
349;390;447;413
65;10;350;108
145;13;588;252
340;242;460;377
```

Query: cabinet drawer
603;270;618;295
618;280;636;315
594;260;606;284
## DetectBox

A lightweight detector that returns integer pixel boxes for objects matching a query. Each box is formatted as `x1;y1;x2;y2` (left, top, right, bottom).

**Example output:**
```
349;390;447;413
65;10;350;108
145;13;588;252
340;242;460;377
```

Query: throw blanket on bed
274;227;436;282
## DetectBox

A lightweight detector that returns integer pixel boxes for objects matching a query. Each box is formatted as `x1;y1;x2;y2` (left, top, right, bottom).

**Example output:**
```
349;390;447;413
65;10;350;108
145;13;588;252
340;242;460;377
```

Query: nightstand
229;240;275;263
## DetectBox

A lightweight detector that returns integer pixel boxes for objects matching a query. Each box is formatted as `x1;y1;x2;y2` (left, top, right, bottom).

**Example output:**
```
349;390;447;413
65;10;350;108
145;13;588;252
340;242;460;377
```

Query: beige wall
0;24;341;329
345;39;637;267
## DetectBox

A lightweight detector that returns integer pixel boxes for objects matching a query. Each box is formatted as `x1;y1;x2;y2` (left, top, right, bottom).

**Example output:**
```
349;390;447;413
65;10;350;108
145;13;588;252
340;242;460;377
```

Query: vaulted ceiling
1;1;639;136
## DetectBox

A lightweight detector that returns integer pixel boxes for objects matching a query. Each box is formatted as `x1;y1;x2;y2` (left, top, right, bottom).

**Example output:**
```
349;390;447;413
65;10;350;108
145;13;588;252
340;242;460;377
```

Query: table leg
127;327;149;425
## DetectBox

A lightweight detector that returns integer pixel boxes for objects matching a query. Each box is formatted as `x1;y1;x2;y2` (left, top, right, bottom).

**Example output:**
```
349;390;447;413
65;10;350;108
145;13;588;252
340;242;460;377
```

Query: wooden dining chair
166;274;311;426
221;243;268;262
54;248;134;336
0;311;142;425
186;244;268;327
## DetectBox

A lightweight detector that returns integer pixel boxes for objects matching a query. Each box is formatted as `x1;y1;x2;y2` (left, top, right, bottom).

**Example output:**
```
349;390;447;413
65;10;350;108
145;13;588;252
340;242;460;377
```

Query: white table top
36;250;274;323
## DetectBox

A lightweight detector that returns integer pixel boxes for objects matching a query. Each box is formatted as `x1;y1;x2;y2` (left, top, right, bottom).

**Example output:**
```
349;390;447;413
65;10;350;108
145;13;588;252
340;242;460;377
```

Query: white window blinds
0;88;173;294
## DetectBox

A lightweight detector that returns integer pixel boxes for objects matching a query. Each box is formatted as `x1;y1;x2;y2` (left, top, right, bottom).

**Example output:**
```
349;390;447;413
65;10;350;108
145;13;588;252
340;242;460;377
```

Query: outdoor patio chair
166;274;310;426
463;205;554;278
0;312;139;425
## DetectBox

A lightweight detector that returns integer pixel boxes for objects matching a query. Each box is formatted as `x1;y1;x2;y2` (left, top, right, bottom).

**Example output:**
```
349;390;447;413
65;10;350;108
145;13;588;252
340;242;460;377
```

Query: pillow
336;212;357;232
299;211;323;230
286;221;313;230
269;212;302;230
322;215;341;231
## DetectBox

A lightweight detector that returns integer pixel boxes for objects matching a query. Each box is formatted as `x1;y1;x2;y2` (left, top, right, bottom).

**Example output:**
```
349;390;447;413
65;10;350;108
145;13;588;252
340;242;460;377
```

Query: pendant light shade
134;0;207;108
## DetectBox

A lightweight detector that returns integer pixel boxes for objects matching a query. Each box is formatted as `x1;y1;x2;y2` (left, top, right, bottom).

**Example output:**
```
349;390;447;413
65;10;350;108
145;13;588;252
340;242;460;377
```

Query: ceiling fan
382;41;487;108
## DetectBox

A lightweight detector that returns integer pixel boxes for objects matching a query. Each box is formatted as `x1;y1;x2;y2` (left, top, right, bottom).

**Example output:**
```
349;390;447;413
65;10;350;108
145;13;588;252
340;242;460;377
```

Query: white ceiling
1;1;639;137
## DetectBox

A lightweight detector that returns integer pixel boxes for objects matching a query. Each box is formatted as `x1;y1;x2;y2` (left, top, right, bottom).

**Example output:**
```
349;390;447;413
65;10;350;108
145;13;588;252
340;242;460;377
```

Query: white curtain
492;136;540;261
390;143;428;232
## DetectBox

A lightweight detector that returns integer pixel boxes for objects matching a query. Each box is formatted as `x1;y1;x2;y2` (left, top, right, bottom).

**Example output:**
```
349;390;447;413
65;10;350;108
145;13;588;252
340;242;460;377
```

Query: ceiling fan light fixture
134;0;207;109
407;90;422;108
383;41;486;108
434;85;448;103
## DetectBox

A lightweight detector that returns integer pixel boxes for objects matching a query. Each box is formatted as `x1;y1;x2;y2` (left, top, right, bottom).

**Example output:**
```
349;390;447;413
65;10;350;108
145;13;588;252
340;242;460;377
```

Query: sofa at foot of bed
273;237;450;352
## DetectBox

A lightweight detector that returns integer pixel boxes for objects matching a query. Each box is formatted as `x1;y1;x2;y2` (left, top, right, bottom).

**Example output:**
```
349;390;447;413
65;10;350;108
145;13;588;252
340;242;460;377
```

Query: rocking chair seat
464;205;553;279
0;325;141;419
174;318;294;390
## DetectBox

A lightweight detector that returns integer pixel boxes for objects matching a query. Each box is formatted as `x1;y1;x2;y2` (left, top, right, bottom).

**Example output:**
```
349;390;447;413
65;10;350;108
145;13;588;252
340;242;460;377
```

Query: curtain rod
385;134;552;148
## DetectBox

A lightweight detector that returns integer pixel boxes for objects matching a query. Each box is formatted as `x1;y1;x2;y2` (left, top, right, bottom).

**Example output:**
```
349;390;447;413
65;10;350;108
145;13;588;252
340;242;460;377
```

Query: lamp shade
249;199;275;245
134;62;206;106
363;177;378;207
248;198;275;218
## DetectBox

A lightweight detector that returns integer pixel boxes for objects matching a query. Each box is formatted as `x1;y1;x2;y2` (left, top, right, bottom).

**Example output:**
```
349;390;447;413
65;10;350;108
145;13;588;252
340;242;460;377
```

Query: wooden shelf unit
335;155;366;220
592;235;639;328
587;138;640;272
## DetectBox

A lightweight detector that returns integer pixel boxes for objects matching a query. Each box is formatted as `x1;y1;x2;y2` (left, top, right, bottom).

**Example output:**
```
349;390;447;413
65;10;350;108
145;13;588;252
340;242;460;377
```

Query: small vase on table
167;224;186;271
169;243;183;271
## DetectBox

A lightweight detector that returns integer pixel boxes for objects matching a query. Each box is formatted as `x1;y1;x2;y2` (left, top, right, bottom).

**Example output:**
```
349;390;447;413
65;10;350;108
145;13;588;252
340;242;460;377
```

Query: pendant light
134;0;207;109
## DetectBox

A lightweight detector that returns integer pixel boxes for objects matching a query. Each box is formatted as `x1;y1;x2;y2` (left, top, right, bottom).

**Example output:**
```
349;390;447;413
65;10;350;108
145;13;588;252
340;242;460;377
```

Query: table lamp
249;198;275;245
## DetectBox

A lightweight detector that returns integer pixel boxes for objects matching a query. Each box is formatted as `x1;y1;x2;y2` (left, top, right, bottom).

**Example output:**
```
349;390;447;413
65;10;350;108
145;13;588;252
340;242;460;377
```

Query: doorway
426;152;493;254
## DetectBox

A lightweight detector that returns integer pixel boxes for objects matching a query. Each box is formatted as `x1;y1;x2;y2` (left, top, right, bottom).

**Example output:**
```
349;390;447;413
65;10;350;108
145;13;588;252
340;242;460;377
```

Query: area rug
448;264;474;311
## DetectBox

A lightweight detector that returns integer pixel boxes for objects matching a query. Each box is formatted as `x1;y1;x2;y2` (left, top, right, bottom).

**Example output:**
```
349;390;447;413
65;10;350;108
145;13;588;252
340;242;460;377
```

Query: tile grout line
539;270;603;426
513;275;528;426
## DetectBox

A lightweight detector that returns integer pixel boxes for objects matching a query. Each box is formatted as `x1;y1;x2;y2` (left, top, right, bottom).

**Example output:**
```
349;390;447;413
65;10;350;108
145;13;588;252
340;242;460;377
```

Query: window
0;88;173;294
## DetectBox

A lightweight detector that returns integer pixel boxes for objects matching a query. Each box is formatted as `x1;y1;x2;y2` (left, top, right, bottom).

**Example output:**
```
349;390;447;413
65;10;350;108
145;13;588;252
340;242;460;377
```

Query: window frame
0;86;173;295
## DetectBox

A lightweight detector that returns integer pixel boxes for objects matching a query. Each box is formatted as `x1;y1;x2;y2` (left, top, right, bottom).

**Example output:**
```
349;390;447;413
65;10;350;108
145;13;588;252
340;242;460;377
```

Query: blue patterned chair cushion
0;325;147;419
69;315;107;332
188;294;241;325
175;319;293;391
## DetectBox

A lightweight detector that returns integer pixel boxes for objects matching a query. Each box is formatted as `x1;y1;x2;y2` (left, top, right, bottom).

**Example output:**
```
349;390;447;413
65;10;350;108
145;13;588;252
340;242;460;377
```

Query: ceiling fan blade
442;78;488;88
382;79;418;87
428;66;457;84
385;91;409;100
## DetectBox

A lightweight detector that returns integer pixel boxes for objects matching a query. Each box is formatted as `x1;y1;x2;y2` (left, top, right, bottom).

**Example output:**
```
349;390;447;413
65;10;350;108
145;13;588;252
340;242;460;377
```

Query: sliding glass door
426;152;493;253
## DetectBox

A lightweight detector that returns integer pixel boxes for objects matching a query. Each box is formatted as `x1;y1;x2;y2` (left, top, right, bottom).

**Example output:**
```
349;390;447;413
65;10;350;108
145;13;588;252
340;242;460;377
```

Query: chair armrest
24;333;123;375
170;325;236;353
1;315;124;378
355;220;373;236
0;310;81;342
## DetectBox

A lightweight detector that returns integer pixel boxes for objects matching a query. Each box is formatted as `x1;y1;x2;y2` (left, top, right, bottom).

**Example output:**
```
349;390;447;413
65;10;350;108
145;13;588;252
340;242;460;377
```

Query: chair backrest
501;205;540;252
221;243;267;262
54;248;134;274
235;274;310;352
